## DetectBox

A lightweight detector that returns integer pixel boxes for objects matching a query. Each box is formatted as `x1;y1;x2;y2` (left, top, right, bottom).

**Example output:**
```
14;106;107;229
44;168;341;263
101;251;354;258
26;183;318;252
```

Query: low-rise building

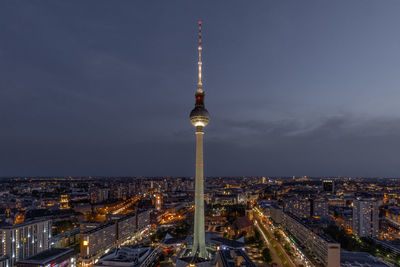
51;228;80;249
92;246;159;267
340;251;389;267
270;205;283;224
16;248;76;267
215;248;256;267
227;217;253;238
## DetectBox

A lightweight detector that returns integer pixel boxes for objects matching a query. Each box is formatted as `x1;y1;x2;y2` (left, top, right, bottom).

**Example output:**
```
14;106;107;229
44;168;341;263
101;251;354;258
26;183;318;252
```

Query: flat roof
0;219;51;229
18;248;74;264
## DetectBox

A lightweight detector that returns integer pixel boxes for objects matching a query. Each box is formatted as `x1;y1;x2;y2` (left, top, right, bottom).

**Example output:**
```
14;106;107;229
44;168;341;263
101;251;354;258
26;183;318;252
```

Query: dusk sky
1;1;400;177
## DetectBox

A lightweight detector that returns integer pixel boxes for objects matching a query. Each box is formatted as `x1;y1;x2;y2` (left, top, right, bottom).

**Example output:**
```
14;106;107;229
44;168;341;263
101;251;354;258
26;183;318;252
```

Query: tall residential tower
190;21;210;259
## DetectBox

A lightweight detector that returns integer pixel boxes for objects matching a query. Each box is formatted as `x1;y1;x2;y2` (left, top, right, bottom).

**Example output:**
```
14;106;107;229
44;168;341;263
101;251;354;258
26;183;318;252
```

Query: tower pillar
193;127;206;258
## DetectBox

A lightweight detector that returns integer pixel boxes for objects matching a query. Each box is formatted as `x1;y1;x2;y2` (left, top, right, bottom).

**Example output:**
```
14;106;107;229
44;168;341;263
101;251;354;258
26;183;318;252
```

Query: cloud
197;115;400;177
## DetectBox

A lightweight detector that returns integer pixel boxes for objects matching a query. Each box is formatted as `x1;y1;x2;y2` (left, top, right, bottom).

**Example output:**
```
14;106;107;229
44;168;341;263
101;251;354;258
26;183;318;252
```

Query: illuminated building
80;222;117;266
310;199;328;218
155;193;162;211
352;199;379;237
51;228;80;249
80;210;150;266
0;219;52;267
189;21;210;259
59;194;70;209
116;213;137;246
283;213;340;267
284;198;310;219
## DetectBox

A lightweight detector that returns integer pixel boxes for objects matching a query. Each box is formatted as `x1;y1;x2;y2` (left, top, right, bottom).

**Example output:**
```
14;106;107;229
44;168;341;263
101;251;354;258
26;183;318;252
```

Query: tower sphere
190;106;210;127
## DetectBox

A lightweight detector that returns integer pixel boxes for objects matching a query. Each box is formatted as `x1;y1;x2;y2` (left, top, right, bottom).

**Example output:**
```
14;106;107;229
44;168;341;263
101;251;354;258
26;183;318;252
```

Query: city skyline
1;1;400;177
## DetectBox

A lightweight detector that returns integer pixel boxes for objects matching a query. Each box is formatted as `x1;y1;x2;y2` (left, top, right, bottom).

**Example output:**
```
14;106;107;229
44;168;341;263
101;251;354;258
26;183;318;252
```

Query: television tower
190;21;210;259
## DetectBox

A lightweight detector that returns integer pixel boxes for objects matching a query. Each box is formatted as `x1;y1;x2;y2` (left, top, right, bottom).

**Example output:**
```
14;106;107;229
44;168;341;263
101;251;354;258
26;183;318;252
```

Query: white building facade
0;219;52;267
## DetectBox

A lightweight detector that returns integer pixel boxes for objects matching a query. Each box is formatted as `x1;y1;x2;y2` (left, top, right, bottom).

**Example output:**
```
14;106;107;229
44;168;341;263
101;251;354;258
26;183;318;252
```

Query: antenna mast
197;21;203;92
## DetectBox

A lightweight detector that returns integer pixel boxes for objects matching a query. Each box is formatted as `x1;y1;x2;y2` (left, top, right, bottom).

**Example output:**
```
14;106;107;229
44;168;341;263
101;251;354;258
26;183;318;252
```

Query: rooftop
341;251;390;267
217;249;256;267
0;218;51;229
17;248;74;264
95;246;155;267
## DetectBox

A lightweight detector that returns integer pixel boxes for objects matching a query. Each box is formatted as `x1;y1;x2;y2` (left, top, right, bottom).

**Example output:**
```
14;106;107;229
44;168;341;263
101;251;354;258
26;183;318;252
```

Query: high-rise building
190;21;210;259
323;180;335;193
0;219;52;267
155;193;162;211
353;199;379;237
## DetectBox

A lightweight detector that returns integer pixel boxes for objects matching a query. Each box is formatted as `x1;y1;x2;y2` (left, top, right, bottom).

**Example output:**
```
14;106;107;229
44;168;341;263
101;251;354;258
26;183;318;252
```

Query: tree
273;229;282;241
254;228;264;248
284;243;293;255
150;228;166;242
262;248;272;263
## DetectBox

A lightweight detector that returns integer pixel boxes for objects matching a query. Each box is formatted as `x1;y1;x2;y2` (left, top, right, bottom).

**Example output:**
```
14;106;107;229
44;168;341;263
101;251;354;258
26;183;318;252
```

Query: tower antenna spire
197;21;203;92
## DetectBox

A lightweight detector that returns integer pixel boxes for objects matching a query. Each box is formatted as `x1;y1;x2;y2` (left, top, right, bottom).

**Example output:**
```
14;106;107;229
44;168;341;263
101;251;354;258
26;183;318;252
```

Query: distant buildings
0;219;52;267
352;199;379;237
284;198;310;219
284;198;328;219
90;189;110;204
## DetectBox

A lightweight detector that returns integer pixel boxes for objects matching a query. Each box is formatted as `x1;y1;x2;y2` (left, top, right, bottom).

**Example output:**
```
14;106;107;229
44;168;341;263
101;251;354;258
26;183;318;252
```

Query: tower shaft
192;127;206;258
